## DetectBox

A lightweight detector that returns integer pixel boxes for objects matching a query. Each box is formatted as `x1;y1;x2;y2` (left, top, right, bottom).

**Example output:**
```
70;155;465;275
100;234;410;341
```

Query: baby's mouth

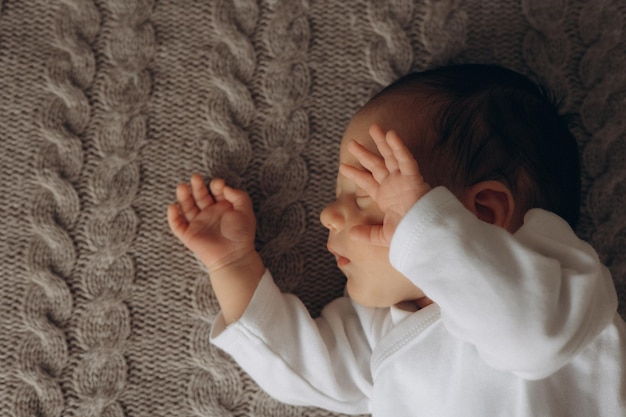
336;255;350;267
327;245;351;267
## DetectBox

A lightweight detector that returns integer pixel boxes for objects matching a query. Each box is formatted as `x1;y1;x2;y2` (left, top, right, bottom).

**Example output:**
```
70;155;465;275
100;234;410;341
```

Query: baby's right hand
168;174;257;273
339;125;431;247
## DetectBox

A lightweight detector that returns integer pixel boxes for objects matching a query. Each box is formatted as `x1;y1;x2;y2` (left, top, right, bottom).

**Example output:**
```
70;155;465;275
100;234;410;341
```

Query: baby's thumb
223;186;253;215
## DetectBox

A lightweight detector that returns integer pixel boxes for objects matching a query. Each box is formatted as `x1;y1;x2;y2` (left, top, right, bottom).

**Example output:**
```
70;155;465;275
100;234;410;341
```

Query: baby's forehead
340;95;435;157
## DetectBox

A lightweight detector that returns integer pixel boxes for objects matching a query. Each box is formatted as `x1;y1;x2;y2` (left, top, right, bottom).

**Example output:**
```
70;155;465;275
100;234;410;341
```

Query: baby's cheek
353;245;389;268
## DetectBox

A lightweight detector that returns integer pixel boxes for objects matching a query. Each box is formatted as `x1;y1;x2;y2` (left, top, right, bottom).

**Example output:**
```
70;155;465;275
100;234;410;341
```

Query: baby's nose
320;201;343;231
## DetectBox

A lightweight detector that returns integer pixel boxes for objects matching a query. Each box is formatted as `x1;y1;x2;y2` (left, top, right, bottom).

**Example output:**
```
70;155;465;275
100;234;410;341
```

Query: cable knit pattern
419;0;468;67
73;1;154;416
578;0;626;312
13;2;99;416
189;2;259;415
189;273;250;416
257;0;310;292
201;0;258;187
1;1;625;416
522;0;573;111
365;0;414;86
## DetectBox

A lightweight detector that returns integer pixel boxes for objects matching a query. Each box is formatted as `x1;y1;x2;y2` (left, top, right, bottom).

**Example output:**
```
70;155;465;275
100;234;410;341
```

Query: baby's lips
327;244;351;267
336;256;351;267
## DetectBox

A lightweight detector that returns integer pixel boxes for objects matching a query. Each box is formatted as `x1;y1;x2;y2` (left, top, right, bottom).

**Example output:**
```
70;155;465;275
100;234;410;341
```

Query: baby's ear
461;181;516;231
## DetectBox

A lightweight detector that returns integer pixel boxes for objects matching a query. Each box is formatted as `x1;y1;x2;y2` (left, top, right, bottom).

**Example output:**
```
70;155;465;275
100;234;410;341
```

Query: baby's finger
347;140;388;182
387;131;422;177
369;125;399;172
349;224;389;247
167;203;188;239
190;173;214;210
176;183;199;221
222;185;254;217
209;178;227;202
339;163;379;197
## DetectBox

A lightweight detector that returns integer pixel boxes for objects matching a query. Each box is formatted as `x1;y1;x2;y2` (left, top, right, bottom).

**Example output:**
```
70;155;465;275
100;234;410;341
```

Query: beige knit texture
1;1;624;416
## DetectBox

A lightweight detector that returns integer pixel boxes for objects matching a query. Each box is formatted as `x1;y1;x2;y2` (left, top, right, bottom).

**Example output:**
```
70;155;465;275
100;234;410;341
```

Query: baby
168;64;626;416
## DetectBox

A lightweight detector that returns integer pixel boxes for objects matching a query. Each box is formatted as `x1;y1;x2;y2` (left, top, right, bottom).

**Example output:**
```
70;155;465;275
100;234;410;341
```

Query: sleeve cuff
389;186;461;271
210;269;278;343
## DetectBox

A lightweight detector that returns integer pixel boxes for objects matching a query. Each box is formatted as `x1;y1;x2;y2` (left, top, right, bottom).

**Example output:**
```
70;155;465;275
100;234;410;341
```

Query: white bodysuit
211;187;626;416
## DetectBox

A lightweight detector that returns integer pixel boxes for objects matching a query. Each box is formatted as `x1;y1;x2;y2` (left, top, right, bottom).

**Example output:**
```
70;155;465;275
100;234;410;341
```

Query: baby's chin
344;283;389;308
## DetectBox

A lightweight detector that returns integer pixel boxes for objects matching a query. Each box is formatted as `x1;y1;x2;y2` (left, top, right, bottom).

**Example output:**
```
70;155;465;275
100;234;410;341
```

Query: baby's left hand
340;124;431;246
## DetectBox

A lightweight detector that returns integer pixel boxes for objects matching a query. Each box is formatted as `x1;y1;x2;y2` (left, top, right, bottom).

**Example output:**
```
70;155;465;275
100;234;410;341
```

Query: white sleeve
389;187;618;380
210;270;374;415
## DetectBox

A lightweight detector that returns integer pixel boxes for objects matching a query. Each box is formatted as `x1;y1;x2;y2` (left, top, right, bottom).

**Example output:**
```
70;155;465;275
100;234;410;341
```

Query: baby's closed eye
355;189;374;209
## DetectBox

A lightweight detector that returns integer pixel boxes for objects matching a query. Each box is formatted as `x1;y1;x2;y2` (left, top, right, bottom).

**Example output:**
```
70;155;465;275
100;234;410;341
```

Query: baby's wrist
206;250;266;324
205;249;264;281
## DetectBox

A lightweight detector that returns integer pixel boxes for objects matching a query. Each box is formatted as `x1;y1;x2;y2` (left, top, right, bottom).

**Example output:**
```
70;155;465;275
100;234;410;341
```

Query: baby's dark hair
369;64;581;228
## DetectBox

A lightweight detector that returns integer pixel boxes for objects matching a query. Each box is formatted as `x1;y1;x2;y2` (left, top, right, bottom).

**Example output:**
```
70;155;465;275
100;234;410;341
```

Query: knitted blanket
1;1;624;416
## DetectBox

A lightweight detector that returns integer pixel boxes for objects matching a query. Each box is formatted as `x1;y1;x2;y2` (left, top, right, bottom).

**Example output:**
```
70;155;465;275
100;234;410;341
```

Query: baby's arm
211;272;374;414
167;174;264;324
344;125;617;379
390;190;617;379
170;175;374;413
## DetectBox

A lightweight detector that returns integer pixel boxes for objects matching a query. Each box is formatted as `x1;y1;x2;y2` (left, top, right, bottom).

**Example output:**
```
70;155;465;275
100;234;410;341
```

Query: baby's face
320;109;427;308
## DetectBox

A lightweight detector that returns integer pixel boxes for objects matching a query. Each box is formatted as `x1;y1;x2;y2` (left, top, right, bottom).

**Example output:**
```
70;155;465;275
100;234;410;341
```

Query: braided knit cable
365;0;414;86
201;0;258;187
257;0;311;293
522;0;573;111
189;2;259;415
188;274;251;416
578;0;626;311
419;0;467;67
14;1;100;415
73;1;154;415
188;326;250;416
